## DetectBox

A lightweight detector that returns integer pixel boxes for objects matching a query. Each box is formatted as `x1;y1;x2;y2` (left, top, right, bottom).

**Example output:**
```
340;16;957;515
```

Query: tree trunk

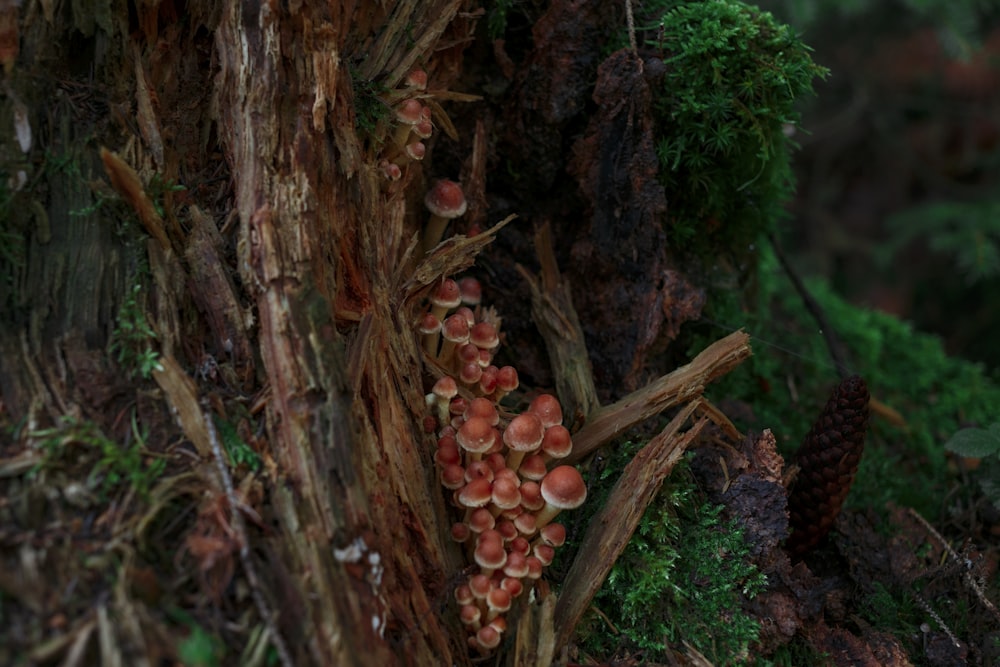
2;2;477;665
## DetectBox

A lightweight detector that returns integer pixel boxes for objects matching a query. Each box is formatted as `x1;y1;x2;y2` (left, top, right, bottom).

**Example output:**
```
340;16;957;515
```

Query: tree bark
2;2;476;665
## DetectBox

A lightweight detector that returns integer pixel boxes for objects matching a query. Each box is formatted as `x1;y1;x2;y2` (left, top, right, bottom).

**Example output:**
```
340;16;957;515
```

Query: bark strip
563;330;751;465
553;406;709;651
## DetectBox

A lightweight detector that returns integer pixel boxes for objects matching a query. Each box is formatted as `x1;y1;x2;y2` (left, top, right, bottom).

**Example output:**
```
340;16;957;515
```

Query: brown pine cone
785;375;870;558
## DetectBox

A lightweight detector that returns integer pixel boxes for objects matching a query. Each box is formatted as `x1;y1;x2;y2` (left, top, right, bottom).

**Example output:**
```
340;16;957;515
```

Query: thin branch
768;232;851;378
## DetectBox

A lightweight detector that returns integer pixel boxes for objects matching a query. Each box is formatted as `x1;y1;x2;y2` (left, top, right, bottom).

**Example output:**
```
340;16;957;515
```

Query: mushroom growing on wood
422;179;467;254
535;465;587;528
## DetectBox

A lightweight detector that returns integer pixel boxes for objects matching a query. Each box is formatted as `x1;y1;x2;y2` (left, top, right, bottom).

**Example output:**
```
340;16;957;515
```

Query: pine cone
785;375;870;558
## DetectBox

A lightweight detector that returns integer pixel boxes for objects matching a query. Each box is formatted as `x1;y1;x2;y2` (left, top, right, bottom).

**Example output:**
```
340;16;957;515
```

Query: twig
562;330;751;466
203;401;294;667
767;233;851;378
907;507;1000;625
518;222;601;426
624;0;638;57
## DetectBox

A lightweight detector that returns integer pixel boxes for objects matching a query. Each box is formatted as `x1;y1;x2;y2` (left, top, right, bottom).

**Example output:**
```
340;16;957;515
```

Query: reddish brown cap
457;416;495;456
404;69;427;90
430;279;462;311
503;414;544;453
528;394;563;428
540;466;587;511
496;366;519;393
458;277;482;305
540;424;573;460
517;454;548;481
474;530;507;571
491;477;521;511
465;397;499;425
425;179;467;219
395;98;423;125
470;322;499;350
538;522;566;548
458;477;493;508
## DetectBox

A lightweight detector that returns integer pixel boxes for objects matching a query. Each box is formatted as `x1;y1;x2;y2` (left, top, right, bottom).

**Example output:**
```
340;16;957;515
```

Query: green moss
578;455;766;664
642;0;827;265
691;242;1000;518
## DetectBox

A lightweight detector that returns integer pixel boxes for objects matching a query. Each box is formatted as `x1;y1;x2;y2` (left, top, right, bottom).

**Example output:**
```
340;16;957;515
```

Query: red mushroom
502;413;544;472
540;424;573;462
392;98;423;149
528;393;563;429
456;416;495;463
422;179;467;254
535;465;587;528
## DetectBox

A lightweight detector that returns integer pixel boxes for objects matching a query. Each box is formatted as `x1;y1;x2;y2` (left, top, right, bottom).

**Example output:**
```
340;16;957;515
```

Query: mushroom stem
422;214;450;254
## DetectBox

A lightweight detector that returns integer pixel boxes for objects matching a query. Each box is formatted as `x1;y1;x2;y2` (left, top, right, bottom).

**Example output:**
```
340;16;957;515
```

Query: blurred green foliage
692;242;1000;517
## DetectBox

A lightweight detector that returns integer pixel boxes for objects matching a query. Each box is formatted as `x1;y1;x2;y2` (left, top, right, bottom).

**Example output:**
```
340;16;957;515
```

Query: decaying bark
0;2;754;665
213;4;477;664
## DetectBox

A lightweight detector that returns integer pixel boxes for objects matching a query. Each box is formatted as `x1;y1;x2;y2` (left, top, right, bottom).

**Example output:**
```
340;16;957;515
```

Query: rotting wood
517;222;602;428
562;330;751;466
553;406;710;652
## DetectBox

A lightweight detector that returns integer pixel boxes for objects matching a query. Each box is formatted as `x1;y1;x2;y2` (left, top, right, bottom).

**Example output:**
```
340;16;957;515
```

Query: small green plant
687;241;1000;519
641;0;827;260
945;423;1000;509
351;66;390;140
110;282;163;379
146;172;186;219
212;415;262;472
486;0;516;39
170;607;225;667
30;414;166;500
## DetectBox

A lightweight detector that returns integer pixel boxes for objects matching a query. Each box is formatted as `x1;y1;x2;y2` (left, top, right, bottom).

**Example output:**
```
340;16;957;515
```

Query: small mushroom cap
486;587;511;614
418;312;441;335
519;480;544;511
475;625;501;650
470;321;499;350
395;98;423;125
503;413;544;453
538;522;567;548
465;397;499;425
404;68;428;90
517;454;548;481
458;477;493;508
441;313;470;344
430;278;462;310
425;179;468;219
491;477;521;510
540;465;587;510
474;530;507;570
432;376;458;400
458;277;482;305
540;424;573;460
457;416;495;455
496;366;519;393
528;393;563;428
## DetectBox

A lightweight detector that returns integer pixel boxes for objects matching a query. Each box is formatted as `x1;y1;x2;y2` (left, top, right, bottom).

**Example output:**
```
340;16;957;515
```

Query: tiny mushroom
535;465;587;528
503;413;544;473
456;416;496;463
422;179;467;254
527;393;563;429
392;98;423;149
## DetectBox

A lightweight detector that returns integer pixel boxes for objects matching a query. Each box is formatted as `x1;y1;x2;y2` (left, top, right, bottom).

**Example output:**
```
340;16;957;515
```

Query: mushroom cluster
421;276;587;654
379;68;433;180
